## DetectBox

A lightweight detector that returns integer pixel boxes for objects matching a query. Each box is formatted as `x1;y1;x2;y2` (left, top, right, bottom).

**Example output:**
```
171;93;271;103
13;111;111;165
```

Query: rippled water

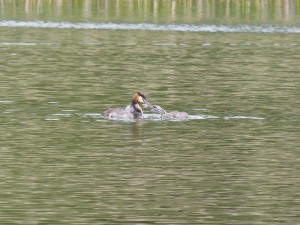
1;10;300;225
2;20;300;33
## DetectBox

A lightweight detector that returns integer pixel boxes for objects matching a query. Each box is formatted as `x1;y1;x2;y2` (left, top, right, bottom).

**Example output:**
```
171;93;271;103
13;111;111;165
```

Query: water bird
152;105;189;120
102;92;152;119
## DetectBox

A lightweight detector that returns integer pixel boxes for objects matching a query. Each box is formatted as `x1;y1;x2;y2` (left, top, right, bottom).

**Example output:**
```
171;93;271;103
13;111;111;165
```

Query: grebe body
102;92;151;119
162;111;188;120
102;107;134;119
152;105;188;120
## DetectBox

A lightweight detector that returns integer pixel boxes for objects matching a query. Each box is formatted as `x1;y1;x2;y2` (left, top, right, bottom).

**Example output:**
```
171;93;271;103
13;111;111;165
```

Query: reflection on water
1;0;300;25
1;3;300;225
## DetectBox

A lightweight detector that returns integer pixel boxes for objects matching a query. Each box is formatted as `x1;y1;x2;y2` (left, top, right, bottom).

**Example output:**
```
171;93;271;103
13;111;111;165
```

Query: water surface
1;1;300;224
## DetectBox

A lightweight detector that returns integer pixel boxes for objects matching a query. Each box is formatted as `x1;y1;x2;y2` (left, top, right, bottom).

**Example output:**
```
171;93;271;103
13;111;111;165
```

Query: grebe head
129;92;152;118
152;105;167;115
132;92;152;108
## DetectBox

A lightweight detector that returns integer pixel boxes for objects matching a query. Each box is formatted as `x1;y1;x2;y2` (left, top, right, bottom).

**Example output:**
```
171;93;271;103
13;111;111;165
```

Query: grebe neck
132;101;143;114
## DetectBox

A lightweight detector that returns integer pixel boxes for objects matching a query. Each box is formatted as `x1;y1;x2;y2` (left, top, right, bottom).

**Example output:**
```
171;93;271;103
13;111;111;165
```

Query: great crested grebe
152;105;189;120
102;92;152;119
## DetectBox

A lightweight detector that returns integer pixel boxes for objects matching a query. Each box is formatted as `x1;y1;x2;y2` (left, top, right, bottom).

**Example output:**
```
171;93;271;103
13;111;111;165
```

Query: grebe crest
102;92;152;120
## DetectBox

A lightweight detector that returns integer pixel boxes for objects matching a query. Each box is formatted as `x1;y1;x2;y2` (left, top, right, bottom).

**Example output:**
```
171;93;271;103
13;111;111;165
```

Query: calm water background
1;1;300;224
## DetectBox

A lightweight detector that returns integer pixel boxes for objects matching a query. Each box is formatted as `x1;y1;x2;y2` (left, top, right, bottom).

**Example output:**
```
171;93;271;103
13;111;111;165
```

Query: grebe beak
134;92;153;108
142;98;153;108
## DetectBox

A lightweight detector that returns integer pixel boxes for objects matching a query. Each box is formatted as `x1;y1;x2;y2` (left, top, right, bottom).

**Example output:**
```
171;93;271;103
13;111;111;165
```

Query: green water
1;1;300;224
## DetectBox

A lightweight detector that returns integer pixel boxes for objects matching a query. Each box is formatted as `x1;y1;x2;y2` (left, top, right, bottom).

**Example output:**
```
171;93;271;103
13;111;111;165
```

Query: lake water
1;1;300;224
